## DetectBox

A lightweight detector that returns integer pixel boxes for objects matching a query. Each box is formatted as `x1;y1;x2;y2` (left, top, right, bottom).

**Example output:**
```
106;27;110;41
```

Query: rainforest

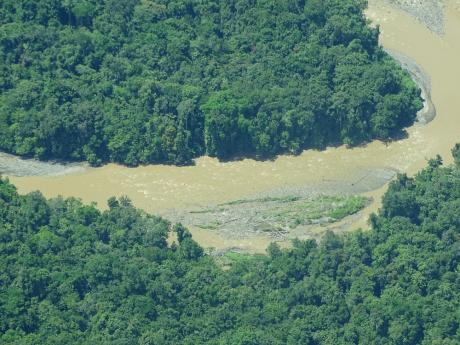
1;1;459;344
0;0;422;165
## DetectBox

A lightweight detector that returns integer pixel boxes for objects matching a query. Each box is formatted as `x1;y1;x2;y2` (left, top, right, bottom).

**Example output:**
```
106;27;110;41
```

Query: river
4;1;460;252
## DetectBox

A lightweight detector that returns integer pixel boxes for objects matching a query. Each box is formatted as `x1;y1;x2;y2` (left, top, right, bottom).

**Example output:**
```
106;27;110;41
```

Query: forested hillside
0;0;422;165
1;147;460;344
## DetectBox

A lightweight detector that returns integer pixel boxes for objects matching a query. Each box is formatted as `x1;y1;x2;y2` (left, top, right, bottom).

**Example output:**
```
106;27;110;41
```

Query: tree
452;143;460;166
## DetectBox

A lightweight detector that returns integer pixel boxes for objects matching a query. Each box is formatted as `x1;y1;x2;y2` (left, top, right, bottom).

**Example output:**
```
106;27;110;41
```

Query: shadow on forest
215;128;411;165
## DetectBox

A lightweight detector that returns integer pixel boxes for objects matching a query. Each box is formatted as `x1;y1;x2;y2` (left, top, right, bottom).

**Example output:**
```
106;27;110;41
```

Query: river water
5;1;460;252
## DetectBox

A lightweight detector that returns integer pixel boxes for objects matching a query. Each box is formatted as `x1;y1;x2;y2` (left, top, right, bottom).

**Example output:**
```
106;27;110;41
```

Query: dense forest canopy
0;0;422;166
1;147;460;344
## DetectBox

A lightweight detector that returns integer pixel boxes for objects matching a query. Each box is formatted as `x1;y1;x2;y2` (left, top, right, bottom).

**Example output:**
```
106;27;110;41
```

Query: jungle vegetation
1;146;460;344
0;0;422;165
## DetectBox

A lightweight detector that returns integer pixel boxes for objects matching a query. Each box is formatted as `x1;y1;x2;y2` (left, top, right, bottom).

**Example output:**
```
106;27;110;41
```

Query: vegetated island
1;145;460;343
0;0;422;166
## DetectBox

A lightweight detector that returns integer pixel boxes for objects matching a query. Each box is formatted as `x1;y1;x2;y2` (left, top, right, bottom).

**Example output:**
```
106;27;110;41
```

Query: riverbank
385;49;436;124
0;50;434;179
0;152;87;177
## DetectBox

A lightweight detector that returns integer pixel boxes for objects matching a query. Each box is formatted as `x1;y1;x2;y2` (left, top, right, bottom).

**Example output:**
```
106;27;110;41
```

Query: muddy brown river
6;1;460;252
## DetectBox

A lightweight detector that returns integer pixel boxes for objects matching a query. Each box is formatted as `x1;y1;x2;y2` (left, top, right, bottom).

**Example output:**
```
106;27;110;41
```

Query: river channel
4;1;460;252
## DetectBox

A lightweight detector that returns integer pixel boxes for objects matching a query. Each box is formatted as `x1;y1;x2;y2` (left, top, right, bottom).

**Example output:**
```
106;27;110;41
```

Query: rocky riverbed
381;0;445;34
164;167;397;241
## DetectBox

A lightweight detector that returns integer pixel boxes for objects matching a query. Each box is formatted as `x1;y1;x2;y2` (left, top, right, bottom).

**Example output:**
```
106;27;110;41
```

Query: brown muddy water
6;1;460;252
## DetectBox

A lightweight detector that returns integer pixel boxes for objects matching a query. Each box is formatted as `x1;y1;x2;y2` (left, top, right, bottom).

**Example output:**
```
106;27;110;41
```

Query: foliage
263;195;369;228
328;195;368;219
0;0;422;166
2;147;460;344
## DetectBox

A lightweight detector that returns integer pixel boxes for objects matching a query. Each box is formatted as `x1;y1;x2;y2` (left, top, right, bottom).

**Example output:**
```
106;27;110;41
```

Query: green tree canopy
0;0;422;166
1;145;460;344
